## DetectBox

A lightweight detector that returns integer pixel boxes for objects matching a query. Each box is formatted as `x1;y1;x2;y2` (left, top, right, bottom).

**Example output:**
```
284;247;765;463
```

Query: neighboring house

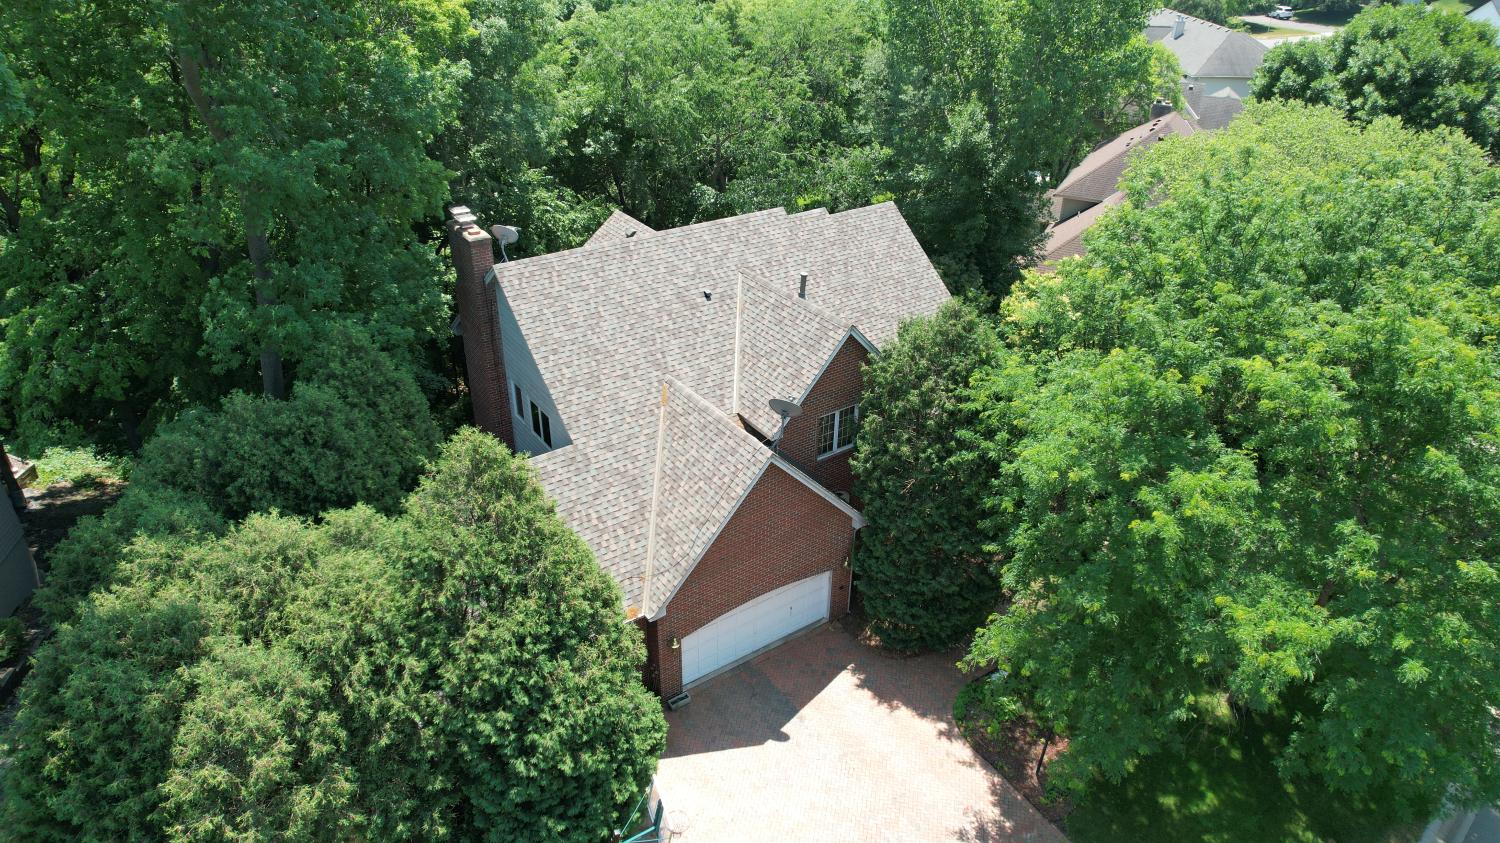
1148;9;1268;123
447;202;950;699
1042;109;1196;268
1181;80;1245;131
1470;0;1500;42
1;445;40;617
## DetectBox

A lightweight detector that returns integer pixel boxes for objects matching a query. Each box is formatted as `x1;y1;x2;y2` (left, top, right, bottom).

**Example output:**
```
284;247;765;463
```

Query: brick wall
647;463;856;697
447;210;513;448
776;336;868;496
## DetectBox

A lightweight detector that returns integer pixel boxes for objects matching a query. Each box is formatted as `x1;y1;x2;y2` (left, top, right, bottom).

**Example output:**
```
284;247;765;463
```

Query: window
817;404;859;457
530;401;552;447
836;405;858;450
514;384;524;418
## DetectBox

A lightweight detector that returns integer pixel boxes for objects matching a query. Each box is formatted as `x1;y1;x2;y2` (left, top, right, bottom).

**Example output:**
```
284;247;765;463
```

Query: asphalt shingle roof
584;209;654;247
500;203;948;615
639;377;772;616
1051;112;1195;211
1148;9;1268;79
1182;82;1245;131
1042;191;1125;268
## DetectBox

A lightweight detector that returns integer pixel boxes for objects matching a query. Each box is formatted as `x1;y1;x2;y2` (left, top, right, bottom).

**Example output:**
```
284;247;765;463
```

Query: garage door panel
681;572;832;686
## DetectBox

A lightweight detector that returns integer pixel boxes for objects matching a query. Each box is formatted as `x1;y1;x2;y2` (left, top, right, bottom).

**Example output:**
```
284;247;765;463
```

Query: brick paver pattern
656;625;1067;842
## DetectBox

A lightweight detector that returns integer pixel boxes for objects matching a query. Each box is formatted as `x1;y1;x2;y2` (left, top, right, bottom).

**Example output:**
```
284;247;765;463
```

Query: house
446;202;950;699
1;445;40;618
1148;9;1268;125
1469;0;1500;42
1041;108;1196;268
1180;80;1245;131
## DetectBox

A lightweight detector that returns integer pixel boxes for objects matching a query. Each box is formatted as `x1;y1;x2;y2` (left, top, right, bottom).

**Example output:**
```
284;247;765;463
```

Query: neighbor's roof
1181;82;1245;131
1041;191;1125;269
1148;9;1268;79
1051;112;1195;211
497;203;947;614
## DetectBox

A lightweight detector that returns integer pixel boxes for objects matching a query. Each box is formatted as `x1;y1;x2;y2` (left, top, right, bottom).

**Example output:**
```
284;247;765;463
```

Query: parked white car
1269;6;1295;20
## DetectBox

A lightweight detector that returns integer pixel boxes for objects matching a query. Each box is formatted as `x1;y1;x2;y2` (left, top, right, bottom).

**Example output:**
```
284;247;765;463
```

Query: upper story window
530;400;553;447
515;384;524;418
817;404;859;458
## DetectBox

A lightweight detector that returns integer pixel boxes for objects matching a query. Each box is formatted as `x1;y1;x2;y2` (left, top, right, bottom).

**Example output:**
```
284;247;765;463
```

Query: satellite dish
769;398;802;419
491;225;520;246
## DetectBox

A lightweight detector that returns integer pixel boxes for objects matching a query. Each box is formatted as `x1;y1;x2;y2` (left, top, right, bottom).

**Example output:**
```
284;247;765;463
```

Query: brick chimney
447;205;513;448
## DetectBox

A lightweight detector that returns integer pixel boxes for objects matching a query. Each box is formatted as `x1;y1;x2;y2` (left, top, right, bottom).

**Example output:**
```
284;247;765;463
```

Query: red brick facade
448;209;513;448
776;335;868;497
644;463;857;697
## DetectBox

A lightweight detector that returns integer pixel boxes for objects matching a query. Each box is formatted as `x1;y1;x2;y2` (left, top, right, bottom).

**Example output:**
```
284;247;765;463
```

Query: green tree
545;0;811;227
432;0;609;257
962;103;1500;820
38;325;439;620
880;0;1166;298
1253;4;1500;155
5;430;666;842
852;299;1007;651
0;0;462;445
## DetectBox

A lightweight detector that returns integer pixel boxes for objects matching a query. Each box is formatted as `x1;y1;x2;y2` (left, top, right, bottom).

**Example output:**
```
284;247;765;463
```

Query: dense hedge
5;430;666;842
38;324;439;620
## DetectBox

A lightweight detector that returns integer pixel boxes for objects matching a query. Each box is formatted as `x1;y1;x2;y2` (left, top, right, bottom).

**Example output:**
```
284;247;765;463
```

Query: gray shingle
584;209;655;247
505;204;948;615
1042;191;1125;268
1148;9;1268;79
1051;112;1195;210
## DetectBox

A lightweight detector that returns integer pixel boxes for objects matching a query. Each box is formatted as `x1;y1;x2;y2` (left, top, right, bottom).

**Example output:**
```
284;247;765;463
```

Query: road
1464;808;1500;843
1240;14;1342;35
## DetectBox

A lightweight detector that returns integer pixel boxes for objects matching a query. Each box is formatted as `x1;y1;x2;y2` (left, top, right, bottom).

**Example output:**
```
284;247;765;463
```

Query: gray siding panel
0;497;37;616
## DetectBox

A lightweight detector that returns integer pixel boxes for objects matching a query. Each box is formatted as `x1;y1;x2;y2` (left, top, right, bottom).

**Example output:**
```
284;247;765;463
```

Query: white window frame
817;404;859;459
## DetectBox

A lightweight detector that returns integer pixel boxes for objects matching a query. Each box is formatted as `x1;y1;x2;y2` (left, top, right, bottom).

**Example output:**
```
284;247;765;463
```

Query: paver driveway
655;625;1066;842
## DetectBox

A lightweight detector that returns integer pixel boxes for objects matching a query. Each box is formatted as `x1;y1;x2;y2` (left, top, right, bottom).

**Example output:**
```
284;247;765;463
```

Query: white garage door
681;572;832;687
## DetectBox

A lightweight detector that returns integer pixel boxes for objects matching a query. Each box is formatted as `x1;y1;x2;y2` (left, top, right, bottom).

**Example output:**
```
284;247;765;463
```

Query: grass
1067;713;1421;843
1239;19;1320;39
1428;0;1477;13
30;446;130;488
1285;6;1361;27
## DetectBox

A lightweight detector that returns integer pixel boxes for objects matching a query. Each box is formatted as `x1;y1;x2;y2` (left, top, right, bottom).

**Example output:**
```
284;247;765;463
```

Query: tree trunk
247;227;285;398
176;46;286;398
1315;578;1336;608
1034;729;1052;785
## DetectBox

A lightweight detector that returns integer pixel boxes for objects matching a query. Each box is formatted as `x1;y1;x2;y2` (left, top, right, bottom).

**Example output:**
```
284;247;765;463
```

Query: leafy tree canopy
1253;4;1500;155
5;429;666;842
0;0;463;445
880;0;1173;298
962;102;1500;820
39;325;439;620
3;0;1172;453
852;298;1007;651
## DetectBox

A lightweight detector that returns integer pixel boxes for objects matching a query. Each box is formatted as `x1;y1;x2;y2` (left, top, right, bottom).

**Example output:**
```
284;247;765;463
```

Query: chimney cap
448;205;477;225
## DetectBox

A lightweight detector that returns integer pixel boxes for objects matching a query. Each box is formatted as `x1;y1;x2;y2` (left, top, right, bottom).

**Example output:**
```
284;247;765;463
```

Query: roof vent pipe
798;273;808;299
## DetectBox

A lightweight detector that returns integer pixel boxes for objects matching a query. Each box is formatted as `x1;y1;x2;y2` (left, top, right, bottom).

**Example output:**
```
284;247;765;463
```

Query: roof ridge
736;267;853;334
495;207;790;279
1158;7;1228;33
